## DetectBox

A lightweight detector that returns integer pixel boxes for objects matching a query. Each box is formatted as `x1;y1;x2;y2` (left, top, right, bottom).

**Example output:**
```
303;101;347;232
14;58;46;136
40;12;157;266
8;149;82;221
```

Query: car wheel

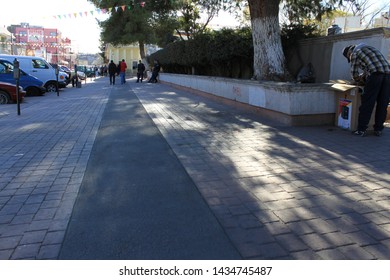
27;87;44;96
46;83;57;92
0;90;11;104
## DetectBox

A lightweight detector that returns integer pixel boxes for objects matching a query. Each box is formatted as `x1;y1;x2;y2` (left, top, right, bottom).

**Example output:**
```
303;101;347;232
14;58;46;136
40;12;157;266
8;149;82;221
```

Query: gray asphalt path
58;82;241;259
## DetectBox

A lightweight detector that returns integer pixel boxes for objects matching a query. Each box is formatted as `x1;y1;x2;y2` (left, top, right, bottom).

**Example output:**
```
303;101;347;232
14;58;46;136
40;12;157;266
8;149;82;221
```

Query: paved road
0;76;389;260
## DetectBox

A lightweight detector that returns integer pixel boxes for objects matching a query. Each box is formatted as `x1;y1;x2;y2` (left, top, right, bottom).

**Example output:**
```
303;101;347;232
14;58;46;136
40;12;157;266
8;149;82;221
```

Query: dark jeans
358;72;390;131
137;72;144;82
148;72;159;83
109;73;116;85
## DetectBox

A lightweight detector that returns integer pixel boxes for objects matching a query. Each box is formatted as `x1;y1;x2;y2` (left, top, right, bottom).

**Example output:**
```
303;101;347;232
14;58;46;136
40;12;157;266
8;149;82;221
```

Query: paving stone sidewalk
1;76;390;260
0;79;109;259
133;81;390;259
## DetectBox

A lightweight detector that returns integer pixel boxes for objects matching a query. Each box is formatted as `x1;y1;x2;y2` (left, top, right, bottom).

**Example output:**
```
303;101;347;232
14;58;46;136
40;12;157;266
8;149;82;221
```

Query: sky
1;0;389;54
1;0;108;53
371;0;390;11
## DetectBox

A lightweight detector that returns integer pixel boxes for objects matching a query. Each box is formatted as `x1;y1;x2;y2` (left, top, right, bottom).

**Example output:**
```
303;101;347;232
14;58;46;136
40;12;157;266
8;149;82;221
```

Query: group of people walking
135;59;161;83
108;59;128;85
107;59;161;85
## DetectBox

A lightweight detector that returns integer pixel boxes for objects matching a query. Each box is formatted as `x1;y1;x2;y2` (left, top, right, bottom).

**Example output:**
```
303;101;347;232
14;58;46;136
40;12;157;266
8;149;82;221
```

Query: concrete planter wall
160;73;336;126
157;29;390;126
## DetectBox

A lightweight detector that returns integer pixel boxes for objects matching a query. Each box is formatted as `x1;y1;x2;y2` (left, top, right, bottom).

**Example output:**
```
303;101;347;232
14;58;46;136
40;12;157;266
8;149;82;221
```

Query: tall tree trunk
139;40;146;59
248;0;289;81
138;40;150;70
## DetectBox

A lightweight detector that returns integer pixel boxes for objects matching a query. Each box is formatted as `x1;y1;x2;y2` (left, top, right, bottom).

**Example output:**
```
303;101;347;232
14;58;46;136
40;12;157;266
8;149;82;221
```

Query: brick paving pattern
133;82;390;260
0;82;108;259
1;77;389;259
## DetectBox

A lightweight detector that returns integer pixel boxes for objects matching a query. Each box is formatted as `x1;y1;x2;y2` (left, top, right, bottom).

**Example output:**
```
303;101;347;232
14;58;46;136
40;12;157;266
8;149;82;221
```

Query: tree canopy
90;0;380;80
89;0;180;58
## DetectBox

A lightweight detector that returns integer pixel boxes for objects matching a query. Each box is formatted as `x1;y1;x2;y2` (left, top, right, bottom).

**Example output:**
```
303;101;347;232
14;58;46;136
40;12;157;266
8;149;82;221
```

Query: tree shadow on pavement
133;82;390;260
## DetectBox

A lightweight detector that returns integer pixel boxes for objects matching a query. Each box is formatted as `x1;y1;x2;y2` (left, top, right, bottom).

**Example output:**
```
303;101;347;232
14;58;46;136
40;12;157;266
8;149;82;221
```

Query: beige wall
105;43;141;74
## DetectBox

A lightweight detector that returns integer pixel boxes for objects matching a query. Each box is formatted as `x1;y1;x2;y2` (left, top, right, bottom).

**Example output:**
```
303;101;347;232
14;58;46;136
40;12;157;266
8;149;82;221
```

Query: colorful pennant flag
49;2;147;20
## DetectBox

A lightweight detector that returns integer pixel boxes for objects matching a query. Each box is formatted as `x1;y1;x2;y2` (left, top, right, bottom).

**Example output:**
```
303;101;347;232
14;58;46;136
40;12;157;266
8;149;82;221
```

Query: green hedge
148;25;319;79
149;27;254;79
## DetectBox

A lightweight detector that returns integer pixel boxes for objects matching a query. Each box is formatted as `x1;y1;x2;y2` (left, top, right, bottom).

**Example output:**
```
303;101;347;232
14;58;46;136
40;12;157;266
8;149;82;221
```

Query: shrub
150;27;254;79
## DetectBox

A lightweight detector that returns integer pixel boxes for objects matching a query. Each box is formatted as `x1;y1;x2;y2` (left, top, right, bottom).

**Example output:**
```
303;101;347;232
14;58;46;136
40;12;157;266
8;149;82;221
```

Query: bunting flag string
14;34;63;40
49;2;146;20
0;41;71;48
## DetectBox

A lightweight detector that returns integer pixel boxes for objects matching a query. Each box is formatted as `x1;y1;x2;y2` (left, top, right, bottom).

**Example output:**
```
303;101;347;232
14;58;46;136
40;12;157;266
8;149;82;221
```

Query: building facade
6;23;72;65
0;25;11;54
105;43;141;74
374;12;390;28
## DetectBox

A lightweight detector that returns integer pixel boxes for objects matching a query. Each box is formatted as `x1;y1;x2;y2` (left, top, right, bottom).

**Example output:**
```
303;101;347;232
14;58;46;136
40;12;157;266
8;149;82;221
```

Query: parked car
71;69;86;80
0;54;68;92
0;82;25;104
77;65;95;77
78;71;86;80
50;64;74;85
0;59;46;96
59;65;72;83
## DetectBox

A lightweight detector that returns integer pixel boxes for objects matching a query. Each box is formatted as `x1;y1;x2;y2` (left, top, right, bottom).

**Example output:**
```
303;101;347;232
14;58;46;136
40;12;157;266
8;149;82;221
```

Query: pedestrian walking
342;43;390;136
148;59;160;83
136;60;146;83
120;59;127;84
116;61;121;77
108;60;117;85
72;64;78;87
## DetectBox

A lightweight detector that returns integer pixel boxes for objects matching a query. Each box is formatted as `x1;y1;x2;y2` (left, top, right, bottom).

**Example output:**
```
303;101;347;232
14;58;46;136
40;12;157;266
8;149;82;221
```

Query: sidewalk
1;76;390;259
132;80;390;259
58;79;240;260
0;79;108;259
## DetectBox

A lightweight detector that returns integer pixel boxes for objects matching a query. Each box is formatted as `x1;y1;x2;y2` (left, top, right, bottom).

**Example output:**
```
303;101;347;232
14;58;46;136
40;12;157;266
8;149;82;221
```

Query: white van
0;54;68;92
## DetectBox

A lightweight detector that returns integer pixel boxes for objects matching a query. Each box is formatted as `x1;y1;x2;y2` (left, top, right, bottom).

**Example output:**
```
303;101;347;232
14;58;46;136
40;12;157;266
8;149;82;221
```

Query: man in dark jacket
136;60;146;83
343;43;390;136
148;60;160;83
108;60;117;85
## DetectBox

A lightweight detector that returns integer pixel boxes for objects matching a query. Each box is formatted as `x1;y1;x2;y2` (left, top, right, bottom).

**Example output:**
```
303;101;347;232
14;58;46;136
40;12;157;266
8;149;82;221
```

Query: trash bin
331;82;375;131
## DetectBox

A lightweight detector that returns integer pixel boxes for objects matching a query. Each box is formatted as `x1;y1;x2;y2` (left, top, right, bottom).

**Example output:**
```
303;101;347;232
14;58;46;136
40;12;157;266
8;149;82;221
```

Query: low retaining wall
160;73;336;126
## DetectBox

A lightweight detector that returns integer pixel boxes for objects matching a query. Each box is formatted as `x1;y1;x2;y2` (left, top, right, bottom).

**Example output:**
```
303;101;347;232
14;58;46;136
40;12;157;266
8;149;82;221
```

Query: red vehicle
0;82;25;104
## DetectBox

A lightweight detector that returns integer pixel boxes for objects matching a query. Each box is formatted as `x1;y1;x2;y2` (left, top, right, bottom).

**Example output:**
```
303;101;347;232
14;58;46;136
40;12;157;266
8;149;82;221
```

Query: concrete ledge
160;73;335;126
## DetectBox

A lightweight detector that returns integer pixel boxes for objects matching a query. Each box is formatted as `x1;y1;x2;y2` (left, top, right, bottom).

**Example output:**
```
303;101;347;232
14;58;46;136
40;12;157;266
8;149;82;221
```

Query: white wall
160;74;335;115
